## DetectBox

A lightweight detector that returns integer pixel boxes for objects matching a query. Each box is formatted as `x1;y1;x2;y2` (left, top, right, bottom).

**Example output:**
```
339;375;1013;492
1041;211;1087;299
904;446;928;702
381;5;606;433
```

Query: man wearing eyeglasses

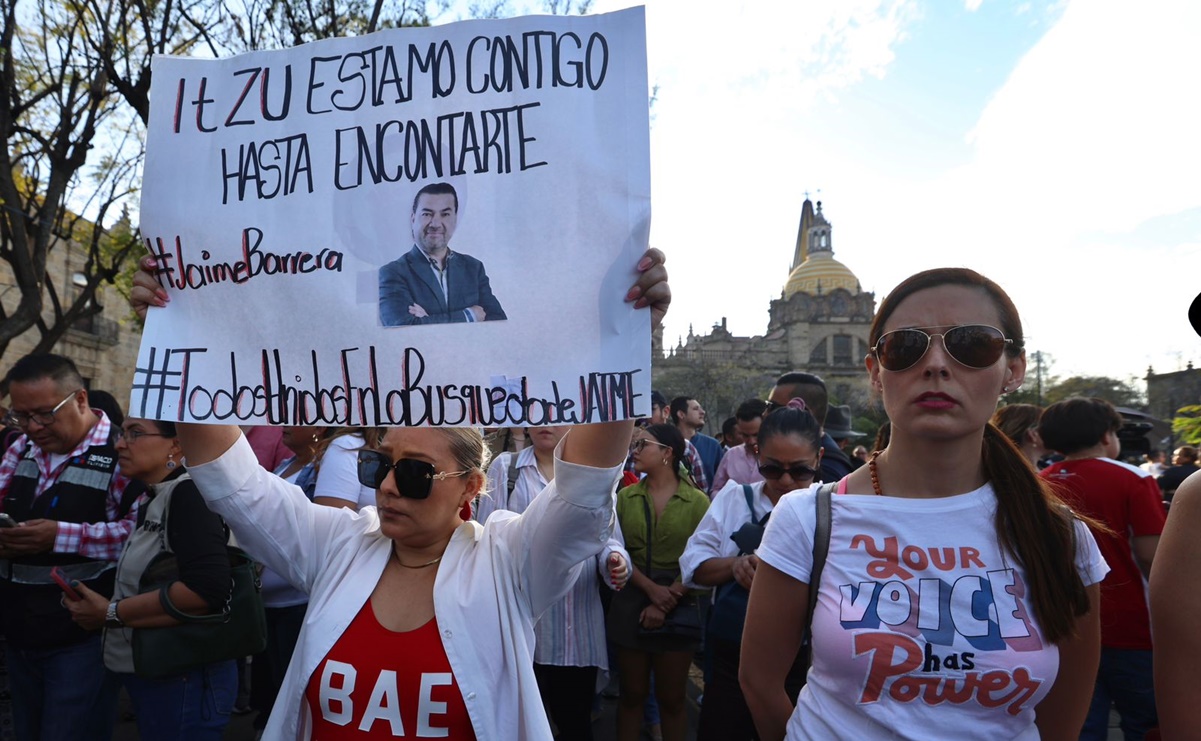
0;353;133;741
766;371;853;484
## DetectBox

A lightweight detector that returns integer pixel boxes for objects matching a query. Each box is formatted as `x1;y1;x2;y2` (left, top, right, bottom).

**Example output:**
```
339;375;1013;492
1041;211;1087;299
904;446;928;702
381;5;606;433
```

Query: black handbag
709;485;768;642
131;545;268;679
636;497;703;642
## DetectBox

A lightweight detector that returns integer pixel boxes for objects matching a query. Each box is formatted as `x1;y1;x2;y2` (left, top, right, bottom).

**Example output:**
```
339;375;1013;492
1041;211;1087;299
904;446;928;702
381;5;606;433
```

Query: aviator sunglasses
356;450;468;499
757;462;819;482
872;324;1012;372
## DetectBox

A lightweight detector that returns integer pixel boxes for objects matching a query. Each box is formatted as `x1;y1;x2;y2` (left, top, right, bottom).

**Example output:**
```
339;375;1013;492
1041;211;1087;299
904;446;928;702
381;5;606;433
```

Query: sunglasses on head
757;462;819;482
872;324;1012;372
356;450;468;499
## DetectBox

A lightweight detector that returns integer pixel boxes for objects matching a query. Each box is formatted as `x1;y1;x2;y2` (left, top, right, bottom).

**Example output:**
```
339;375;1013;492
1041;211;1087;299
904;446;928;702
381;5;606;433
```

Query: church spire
791;196;815;271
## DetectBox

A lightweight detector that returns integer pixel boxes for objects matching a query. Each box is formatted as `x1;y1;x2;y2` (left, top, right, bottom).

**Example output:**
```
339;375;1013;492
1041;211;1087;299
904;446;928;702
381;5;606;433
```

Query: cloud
599;0;1200;381
606;0;919;347
860;0;1201;377
961;0;1201;233
637;0;917;107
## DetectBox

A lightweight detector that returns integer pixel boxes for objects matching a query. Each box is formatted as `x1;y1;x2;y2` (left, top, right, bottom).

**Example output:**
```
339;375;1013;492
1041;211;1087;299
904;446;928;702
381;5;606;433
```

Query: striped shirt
481;446;629;668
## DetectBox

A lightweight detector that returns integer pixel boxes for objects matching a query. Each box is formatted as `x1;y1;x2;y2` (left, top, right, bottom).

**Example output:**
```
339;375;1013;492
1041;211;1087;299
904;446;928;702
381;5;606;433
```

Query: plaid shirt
0;412;134;561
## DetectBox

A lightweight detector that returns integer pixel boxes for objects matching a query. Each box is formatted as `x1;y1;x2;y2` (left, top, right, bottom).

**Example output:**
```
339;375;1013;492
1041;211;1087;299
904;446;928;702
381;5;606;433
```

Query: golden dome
784;197;860;299
783;252;861;299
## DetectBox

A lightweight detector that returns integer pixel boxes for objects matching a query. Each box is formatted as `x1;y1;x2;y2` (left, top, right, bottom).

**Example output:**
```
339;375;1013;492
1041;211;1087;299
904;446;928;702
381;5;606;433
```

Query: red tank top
304;600;476;739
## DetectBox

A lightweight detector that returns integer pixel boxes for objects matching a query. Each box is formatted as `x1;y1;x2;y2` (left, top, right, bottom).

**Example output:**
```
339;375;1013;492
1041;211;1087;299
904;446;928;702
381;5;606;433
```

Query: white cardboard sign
132;8;651;426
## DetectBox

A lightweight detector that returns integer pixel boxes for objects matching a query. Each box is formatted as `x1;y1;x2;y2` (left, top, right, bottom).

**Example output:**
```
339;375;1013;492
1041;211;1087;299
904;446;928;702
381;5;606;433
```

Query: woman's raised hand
626;248;669;329
129;255;168;321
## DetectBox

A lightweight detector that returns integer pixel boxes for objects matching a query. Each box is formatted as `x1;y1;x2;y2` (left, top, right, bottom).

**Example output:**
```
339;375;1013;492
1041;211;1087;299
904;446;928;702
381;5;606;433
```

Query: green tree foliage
654;361;774;433
1172;404;1201;446
0;0;145;355
1042;375;1145;409
1003;350;1058;406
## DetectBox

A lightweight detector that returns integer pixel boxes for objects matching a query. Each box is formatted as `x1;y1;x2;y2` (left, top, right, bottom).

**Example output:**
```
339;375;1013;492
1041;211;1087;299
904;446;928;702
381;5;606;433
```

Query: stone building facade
0;237;142;409
1146;363;1201;445
653;198;876;417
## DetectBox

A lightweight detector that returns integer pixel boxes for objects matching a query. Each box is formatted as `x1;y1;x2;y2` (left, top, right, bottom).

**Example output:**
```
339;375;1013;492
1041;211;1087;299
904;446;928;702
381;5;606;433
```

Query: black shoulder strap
117;479;147;520
640;494;654;574
157;482;173;554
807;482;835;638
741;484;756;521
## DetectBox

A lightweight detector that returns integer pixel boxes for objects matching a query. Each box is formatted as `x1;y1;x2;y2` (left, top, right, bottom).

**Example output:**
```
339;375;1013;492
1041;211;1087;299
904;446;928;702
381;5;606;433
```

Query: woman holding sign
740;268;1108;740
131;249;668;741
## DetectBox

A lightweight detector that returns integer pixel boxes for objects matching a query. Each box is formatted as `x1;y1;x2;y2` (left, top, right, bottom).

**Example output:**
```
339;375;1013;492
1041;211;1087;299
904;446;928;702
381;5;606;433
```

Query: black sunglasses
872;324;1012;372
757;462;819;482
356;450;468;499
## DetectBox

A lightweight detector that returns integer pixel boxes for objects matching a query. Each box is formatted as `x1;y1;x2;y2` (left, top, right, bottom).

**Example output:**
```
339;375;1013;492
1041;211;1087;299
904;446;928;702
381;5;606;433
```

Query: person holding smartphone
63;418;235;739
0;354;134;741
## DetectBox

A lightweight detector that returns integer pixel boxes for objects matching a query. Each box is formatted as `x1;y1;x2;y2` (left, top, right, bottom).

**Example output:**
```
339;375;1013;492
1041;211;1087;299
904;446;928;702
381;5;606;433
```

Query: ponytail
981;423;1088;643
643;424;688;485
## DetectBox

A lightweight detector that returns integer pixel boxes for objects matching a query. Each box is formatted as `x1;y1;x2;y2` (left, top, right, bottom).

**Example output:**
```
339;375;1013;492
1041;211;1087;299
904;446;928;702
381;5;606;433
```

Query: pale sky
512;0;1201;388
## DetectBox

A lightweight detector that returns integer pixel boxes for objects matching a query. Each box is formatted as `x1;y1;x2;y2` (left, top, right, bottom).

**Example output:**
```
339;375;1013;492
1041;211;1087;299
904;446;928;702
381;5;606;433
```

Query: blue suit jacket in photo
378;246;507;327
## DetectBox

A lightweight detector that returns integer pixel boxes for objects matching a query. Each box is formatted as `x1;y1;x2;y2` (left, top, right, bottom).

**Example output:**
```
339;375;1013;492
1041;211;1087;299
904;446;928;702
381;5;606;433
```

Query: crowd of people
0;254;1195;741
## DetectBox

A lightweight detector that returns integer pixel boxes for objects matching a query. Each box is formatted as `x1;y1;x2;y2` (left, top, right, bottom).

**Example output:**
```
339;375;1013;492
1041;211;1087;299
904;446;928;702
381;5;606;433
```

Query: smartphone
0;513;16;528
50;566;81;600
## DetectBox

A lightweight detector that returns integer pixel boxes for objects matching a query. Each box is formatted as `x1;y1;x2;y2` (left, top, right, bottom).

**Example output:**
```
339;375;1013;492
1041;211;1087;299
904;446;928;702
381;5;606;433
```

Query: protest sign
132;8;651;426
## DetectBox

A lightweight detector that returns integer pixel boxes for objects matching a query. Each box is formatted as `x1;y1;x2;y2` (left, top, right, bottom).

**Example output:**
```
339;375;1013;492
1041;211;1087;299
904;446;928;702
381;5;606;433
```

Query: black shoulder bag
708;484;770;642
636;496;704;641
131;493;267;679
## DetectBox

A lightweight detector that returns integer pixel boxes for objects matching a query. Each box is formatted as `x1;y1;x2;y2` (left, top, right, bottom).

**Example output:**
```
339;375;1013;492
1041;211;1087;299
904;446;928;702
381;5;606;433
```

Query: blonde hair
436;427;490;474
313;427;384;471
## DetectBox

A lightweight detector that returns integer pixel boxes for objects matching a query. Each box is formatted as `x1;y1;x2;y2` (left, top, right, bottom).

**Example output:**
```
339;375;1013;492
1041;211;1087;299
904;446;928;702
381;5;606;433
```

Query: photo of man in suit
379;182;507;326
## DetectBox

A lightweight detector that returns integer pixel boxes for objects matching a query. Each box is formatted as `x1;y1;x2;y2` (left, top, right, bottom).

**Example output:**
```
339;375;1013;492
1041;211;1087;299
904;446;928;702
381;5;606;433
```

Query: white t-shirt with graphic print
757;483;1108;741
